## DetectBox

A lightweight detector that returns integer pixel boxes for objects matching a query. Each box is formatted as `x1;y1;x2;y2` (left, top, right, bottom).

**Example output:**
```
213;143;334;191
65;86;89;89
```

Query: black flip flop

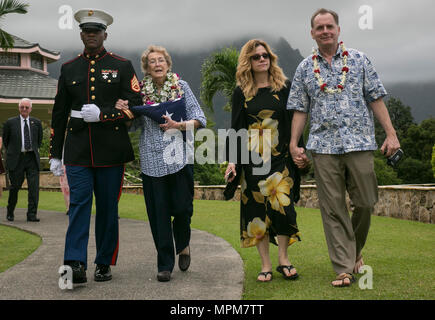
257;271;273;282
276;265;299;280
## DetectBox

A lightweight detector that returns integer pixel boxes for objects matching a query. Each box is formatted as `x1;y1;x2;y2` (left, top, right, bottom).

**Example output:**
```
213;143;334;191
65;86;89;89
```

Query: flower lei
139;72;184;105
312;41;349;93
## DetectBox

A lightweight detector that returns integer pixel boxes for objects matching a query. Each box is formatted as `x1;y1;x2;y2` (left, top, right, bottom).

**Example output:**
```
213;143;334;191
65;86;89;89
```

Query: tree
373;151;402;185
396;157;433;184
397;118;435;184
400;118;435;162
0;0;29;50
200;47;238;113
374;97;415;146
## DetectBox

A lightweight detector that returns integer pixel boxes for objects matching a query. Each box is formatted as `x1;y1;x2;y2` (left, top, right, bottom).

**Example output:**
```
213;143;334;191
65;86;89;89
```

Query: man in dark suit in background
2;98;43;222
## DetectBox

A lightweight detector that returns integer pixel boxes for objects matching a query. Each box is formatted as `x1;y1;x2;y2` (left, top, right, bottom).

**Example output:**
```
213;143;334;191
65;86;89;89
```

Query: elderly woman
225;39;309;282
116;45;206;282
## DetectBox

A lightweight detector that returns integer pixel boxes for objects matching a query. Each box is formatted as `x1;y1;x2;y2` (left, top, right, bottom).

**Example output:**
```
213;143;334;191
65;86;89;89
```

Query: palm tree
200;47;239;113
0;0;29;50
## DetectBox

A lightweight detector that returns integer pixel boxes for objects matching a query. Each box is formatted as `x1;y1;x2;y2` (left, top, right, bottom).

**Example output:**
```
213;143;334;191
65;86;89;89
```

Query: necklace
312;41;349;94
140;72;184;104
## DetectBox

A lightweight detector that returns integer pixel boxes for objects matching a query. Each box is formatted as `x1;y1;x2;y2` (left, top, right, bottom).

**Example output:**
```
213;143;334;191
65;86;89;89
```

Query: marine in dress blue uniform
50;9;142;283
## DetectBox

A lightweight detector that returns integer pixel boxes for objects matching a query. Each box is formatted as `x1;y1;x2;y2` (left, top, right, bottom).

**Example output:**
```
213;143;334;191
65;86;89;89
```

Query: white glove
81;104;101;122
49;158;64;176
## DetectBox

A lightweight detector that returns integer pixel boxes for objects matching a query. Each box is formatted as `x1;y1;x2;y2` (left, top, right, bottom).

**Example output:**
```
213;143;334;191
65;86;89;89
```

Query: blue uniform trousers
141;165;194;272
64;165;124;269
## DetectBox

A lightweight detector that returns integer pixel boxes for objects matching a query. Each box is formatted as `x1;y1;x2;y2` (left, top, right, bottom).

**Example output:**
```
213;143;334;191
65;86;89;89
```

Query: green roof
10;34;60;57
0;69;57;100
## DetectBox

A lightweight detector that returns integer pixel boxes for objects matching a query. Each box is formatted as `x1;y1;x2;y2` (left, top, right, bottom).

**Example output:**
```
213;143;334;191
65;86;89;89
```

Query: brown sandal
331;273;355;287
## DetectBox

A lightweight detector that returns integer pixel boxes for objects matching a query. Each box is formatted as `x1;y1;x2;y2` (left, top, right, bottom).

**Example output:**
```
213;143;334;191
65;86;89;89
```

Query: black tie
24;119;31;151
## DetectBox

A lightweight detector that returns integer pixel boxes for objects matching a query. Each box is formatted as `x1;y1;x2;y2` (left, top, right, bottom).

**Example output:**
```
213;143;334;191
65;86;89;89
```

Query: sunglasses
251;53;270;61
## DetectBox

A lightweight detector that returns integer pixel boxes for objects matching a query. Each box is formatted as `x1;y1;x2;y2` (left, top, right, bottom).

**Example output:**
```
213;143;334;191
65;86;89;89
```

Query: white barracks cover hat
74;8;113;30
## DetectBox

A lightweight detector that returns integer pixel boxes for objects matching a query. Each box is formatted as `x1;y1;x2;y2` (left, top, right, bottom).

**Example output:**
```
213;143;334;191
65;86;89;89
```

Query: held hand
380;135;400;158
115;99;129;111
159;115;179;131
81;104;101;122
297;153;310;169
225;163;236;183
49;158;64;176
290;145;308;168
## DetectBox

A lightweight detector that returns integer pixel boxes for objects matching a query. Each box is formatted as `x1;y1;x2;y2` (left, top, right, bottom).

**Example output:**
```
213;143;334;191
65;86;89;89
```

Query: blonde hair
236;39;287;98
141;45;172;75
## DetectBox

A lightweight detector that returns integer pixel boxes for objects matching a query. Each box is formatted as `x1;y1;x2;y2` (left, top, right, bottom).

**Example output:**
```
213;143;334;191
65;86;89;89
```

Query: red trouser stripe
111;165;124;265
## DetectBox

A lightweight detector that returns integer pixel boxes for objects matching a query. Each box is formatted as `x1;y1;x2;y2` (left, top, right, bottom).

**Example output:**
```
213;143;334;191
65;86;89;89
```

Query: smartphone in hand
386;148;404;167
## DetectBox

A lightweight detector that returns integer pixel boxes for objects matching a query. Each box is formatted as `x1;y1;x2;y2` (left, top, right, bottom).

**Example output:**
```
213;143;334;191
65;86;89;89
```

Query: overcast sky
2;0;434;83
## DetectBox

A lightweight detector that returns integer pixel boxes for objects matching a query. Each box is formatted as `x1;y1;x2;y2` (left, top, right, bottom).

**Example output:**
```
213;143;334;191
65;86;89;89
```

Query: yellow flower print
241;234;257;248
241;173;249;205
289;232;302;246
248;116;279;163
258;171;293;214
247;217;267;240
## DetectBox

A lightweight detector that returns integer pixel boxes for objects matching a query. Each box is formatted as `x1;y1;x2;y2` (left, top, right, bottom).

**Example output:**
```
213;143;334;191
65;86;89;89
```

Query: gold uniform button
72;81;76;85
90;77;95;82
90;68;95;73
91;86;95;91
108;79;111;83
95;54;99;58
112;114;115;117
69;128;73;131
104;115;107;119
115;127;119;130
91;61;95;65
86;54;90;58
91;95;96;100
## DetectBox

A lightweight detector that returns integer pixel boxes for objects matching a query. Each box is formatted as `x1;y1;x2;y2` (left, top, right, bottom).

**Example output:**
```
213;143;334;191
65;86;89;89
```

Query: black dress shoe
178;247;190;271
94;264;112;282
69;261;87;284
157;271;171;282
6;213;14;221
27;216;40;222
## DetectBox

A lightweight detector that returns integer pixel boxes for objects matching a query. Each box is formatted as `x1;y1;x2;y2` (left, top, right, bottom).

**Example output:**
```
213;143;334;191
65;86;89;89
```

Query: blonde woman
225;39;309;282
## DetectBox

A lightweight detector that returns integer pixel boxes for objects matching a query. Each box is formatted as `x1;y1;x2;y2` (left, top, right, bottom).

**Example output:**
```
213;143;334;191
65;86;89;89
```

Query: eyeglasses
19;106;30;110
148;58;167;65
251;53;270;61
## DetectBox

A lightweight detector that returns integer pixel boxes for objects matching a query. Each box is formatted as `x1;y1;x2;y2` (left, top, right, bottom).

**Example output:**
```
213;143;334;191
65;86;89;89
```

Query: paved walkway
0;208;244;300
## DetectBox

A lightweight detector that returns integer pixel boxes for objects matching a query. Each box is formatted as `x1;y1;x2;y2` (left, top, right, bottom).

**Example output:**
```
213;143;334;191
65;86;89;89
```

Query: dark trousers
7;152;39;217
64;165;124;269
141;165;194;272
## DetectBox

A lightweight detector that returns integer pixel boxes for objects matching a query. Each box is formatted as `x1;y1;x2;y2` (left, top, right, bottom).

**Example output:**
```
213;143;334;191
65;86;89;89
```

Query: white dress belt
70;110;83;118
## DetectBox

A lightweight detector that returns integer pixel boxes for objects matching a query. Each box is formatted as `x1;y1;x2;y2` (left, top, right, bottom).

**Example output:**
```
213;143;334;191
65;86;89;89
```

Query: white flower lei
140;72;184;104
312;41;349;94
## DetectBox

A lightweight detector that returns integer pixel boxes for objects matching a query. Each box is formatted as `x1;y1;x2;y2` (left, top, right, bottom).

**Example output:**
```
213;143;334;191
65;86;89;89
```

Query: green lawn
0;225;41;273
1;190;434;299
